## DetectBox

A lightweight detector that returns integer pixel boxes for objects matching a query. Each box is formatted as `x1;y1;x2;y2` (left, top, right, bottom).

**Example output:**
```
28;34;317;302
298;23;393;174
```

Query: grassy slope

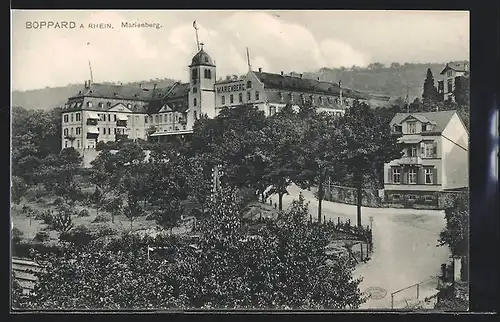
12;64;447;111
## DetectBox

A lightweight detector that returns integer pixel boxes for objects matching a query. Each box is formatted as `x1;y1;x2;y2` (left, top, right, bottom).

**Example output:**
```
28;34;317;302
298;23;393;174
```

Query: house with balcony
437;61;469;102
383;110;469;207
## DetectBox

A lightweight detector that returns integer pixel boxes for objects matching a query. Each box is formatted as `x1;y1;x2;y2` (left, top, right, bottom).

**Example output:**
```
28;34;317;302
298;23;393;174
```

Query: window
230;94;234;104
102;127;105;134
319;96;323;104
193;97;197;106
76;113;81;121
194;111;197;119
336;112;342;118
98;102;104;108
310;95;314;104
114;115;117;122
255;91;260;101
192;69;198;80
76;102;82;108
70;128;74;135
155;115;159;123
447;79;453;93
425;168;433;184
193;87;198;93
222;96;226;105
425;195;433;202
64;115;69;122
76;127;81;135
246;81;252;89
64;128;68;136
247;92;251;101
150;116;153;124
168;113;172;123
279;92;283;101
65;141;68;148
145;116;148;124
269;106;276;116
447;70;453;77
327;97;332;104
87;102;92;108
408;195;416;201
108;114;111;122
71;114;74;122
107;102;111;107
408;168;417;184
300;94;305;103
393;168;401;183
392;194;400;200
422;124;427;132
108;128;111;135
394;125;402;132
290;93;294;102
408;122;416;134
76;140;80;148
239;93;243;103
410;145;417;157
135;116;139;124
425;142;435;157
136;129;140;137
205;69;212;79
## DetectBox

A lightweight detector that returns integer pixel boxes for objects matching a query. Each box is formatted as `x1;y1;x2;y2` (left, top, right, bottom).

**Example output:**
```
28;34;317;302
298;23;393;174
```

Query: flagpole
193;21;200;51
87;42;94;84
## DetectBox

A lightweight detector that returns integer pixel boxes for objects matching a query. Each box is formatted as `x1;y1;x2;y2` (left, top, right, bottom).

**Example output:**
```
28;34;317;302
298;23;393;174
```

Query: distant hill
11;63;451;111
305;62;449;104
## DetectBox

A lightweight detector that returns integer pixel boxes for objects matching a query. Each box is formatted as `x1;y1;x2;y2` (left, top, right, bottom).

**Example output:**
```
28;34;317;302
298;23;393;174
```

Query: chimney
300;73;303;78
317;77;320;81
226;75;231;80
153;84;157;90
258;67;262;72
280;71;284;76
84;80;87;88
139;83;143;89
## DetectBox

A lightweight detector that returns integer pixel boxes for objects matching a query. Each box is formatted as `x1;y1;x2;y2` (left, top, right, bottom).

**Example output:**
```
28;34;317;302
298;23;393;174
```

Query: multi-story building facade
383;110;469;207
61;44;390;166
437;61;469;102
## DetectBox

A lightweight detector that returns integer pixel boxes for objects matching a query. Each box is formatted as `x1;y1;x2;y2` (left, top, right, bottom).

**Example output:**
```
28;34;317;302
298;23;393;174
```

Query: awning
86;111;100;119
87;126;99;134
117;115;128;121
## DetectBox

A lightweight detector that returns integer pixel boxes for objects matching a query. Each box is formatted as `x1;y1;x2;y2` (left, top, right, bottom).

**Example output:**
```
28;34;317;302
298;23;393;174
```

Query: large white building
61;44;390;166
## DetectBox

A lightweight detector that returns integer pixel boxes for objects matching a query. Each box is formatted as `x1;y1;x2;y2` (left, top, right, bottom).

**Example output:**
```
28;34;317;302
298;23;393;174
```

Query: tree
422;68;439;106
185;154;215;214
50;202;76;233
342;101;402;227
295;112;348;222
263;105;303;210
390;62;401;69
11;176;28;207
453;76;470;107
438;192;469;257
122;196;143;230
38;147;83;199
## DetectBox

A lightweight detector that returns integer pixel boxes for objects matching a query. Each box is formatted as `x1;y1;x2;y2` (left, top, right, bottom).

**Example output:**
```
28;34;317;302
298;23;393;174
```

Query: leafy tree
341;101;402;227
38;147;83;199
263;105;303;210
295;112;347;222
438;192;469;257
390;62;402;69
11;176;28;207
122;196;143;231
422;68;439;105
453;76;470;107
185;154;215;214
50;202;76;233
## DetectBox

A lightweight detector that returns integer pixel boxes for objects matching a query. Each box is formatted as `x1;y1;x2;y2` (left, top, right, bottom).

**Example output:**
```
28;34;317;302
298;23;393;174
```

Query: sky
11;10;469;91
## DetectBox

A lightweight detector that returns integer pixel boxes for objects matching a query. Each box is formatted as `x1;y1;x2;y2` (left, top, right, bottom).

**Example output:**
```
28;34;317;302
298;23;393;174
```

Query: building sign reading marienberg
215;82;247;94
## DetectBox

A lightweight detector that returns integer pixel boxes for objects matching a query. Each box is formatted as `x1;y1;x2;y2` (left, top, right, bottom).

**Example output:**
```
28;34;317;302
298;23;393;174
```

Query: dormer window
394;125;402;133
87;102;93;108
278;92;283;101
422;124;427;132
127;104;132;109
407;122;416;134
447;70;453;77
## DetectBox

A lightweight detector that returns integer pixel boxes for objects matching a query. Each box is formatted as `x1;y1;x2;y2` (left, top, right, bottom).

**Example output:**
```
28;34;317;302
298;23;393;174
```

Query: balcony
86;119;98;126
86;126;99;139
399;156;422;165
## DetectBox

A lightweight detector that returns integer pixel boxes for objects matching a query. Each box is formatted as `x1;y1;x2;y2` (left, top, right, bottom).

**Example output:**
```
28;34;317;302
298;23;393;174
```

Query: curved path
270;184;450;309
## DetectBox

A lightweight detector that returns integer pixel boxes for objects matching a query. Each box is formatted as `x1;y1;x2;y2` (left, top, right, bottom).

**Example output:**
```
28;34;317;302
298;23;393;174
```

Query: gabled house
437;61;469;102
383;110;469;207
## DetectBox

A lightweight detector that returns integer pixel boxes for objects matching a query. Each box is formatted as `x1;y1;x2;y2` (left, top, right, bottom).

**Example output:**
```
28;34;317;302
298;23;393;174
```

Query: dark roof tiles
391;110;457;134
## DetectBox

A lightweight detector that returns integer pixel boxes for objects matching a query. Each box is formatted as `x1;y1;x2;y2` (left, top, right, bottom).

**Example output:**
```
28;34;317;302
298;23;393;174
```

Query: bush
12;227;23;245
34;231;50;242
59;225;94;245
92;213;111;223
52;197;64;207
78;209;90;217
38;210;54;225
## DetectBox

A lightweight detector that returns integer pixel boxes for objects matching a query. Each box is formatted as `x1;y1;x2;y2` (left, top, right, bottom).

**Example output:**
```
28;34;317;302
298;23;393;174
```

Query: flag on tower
193;21;198;29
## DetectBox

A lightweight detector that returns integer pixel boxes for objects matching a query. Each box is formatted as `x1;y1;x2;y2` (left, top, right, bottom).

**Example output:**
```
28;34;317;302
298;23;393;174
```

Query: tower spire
246;47;252;71
87;42;94;84
193;21;200;51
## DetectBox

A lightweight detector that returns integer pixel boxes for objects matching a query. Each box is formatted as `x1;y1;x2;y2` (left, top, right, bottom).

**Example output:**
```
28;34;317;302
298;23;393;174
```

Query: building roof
252;71;386;101
190;48;215;67
69;82;161;101
440;61;469;75
390;110;457;134
146;82;190;114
